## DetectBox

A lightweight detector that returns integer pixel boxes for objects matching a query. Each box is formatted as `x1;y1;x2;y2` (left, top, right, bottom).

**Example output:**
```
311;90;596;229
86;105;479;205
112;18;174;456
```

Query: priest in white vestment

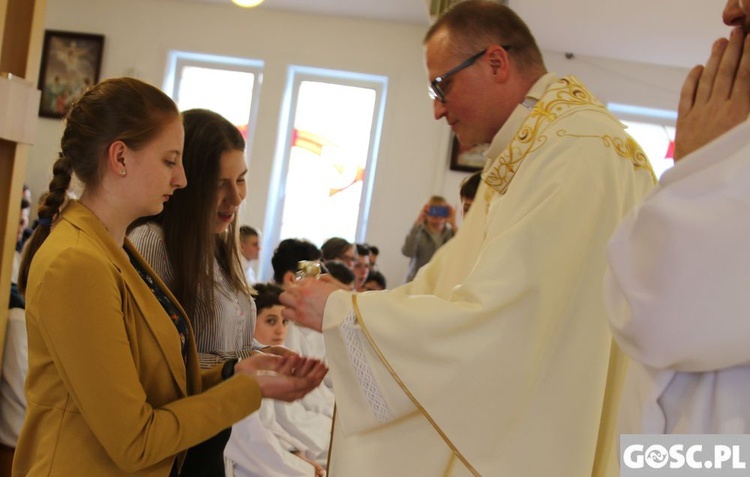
282;2;655;475
606;1;750;438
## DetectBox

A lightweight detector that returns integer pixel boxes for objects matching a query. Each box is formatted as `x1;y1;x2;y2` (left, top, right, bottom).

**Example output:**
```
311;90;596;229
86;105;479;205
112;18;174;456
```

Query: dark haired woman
130;108;272;475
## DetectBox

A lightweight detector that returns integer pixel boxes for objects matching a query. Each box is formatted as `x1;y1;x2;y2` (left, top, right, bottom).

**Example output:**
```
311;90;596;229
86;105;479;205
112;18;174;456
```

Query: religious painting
449;134;489;172
37;30;104;119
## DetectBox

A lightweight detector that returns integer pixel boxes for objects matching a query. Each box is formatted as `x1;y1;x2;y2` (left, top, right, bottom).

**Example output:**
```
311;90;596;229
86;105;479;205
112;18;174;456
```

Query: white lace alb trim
340;310;393;423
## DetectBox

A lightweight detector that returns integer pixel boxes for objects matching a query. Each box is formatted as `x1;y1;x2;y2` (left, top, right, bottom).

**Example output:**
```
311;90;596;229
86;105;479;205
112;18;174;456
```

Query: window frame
163;50;265;157
261;65;388;275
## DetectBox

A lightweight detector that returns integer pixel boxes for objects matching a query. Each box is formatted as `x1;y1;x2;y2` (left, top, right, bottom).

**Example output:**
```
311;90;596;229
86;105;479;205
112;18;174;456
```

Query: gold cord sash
351;294;480;476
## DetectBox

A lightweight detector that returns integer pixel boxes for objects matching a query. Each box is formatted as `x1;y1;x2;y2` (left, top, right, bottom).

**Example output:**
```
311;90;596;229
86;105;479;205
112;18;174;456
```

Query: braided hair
18;77;178;293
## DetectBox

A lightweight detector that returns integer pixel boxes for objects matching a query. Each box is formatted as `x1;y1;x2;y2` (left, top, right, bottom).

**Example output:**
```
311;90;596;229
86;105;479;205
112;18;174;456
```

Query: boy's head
363;270;387;291
271;238;322;287
324;260;356;289
353;243;371;290
239;225;260;261
366;244;379;268
252;282;289;346
459;171;482;216
321;237;356;269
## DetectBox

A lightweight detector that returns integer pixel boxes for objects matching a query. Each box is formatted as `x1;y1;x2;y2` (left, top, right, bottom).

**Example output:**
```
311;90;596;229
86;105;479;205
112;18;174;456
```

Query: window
263;66;388;255
620;121;675;180
164;51;263;145
609;103;676;179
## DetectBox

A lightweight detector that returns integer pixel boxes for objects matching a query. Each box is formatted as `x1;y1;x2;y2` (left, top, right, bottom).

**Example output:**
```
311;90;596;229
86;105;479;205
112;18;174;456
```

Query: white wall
29;0;690;287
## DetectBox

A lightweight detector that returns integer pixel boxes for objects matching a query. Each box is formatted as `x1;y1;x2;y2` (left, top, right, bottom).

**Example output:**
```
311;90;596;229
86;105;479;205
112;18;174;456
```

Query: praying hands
674;27;750;161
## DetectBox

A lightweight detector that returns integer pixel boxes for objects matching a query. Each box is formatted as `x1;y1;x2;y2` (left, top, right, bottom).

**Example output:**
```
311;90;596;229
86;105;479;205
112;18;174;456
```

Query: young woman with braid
14;78;326;477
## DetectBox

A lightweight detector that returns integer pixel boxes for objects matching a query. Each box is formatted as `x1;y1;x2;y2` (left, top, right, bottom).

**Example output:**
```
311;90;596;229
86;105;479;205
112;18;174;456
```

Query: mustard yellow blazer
13;201;262;476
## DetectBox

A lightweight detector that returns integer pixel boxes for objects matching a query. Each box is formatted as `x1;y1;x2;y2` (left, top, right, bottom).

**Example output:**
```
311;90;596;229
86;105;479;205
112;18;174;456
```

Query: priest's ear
282;271;297;289
486;45;512;82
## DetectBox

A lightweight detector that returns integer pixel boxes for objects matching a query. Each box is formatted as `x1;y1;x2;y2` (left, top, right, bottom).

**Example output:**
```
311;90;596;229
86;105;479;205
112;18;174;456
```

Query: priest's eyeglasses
428;46;511;103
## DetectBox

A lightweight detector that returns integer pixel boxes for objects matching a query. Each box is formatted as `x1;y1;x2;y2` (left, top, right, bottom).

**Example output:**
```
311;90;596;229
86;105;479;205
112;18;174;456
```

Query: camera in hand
428;205;450;217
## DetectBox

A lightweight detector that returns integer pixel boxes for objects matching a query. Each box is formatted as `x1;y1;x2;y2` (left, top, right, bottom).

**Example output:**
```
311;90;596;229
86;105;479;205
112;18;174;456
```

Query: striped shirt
129;222;260;369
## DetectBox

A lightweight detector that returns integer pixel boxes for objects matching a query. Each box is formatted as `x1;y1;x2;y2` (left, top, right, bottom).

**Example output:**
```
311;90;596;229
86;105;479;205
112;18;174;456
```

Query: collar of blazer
61;200;196;396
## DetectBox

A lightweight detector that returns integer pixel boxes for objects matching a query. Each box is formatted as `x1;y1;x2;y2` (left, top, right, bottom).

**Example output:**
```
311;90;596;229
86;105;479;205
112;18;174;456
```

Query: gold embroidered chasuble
321;74;655;476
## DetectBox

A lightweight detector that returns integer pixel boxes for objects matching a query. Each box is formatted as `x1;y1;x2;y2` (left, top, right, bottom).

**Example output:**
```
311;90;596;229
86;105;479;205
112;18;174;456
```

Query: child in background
225;283;326;477
322;260;355;290
362;270;387;291
365;244;380;271
253;283;289;347
239;225;261;284
459;171;482;217
353;243;371;291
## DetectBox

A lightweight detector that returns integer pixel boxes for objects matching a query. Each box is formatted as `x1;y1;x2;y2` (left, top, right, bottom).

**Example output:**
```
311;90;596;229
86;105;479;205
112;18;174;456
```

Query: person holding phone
401;195;456;283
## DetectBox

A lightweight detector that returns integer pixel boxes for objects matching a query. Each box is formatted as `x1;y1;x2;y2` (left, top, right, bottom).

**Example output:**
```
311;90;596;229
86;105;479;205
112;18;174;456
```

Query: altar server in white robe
281;2;655;476
277;323;335;465
225;284;327;477
606;0;750;436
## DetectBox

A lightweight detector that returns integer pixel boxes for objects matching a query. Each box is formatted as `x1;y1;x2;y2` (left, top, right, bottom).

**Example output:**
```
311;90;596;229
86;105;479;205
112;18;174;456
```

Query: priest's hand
238;354;328;401
674;28;750;161
280;276;340;332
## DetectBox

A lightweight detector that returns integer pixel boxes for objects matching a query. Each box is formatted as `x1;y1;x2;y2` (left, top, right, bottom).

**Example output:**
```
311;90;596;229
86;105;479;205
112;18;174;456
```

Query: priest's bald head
423;0;547;148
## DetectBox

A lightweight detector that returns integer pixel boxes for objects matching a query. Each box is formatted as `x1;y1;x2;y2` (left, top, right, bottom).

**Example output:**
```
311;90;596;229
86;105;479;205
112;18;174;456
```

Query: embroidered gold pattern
603;134;656;182
483;76;656;195
555;131;657;183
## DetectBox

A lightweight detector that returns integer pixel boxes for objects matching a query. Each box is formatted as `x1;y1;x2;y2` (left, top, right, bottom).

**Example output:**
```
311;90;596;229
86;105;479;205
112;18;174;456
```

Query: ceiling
186;0;732;70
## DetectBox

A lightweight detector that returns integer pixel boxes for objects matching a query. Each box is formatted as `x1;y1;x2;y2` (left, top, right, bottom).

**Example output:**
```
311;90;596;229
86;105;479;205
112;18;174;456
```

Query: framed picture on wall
449;134;489;172
37;30;104;119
